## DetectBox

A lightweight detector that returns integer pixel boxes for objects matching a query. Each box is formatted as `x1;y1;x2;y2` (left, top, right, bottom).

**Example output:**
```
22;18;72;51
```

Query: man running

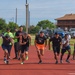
4;28;14;58
73;43;75;60
19;32;31;64
2;34;13;64
15;26;24;60
49;32;62;64
60;34;71;63
35;31;47;64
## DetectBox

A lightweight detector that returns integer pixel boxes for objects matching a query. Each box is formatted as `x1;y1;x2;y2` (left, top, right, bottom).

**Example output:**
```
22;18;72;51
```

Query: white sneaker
21;62;24;65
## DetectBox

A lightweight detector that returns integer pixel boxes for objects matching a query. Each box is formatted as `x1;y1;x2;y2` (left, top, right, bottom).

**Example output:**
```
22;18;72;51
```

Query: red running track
0;46;75;75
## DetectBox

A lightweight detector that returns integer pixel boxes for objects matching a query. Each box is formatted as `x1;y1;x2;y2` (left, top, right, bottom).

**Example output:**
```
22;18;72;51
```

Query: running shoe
66;60;70;63
38;60;42;64
21;62;24;65
4;58;7;63
55;60;58;64
6;60;9;64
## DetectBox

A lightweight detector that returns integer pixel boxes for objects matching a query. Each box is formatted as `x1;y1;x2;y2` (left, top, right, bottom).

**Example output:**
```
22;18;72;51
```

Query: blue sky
0;0;75;25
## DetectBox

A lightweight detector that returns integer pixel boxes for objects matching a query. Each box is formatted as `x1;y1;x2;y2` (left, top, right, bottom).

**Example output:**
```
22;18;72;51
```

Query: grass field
0;35;75;54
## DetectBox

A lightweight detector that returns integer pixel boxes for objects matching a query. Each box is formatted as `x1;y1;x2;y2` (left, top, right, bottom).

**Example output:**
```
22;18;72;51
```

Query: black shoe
6;60;9;64
13;57;17;59
18;58;20;60
38;60;42;64
55;60;58;64
66;60;70;63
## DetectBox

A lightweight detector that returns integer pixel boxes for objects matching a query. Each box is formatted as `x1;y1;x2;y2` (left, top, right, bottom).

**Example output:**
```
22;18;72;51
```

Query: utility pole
25;0;29;33
15;8;17;24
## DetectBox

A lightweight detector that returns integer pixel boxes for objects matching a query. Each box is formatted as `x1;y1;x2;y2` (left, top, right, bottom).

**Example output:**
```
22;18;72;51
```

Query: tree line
0;18;56;34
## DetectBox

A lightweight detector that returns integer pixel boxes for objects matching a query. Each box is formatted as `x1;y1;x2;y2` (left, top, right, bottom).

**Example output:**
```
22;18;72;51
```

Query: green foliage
37;20;56;29
29;25;40;34
7;22;19;32
0;18;7;33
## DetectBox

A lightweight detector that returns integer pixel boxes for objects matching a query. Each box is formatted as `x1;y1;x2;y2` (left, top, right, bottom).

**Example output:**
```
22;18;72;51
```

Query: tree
37;20;56;29
0;18;7;33
7;22;19;32
29;25;40;34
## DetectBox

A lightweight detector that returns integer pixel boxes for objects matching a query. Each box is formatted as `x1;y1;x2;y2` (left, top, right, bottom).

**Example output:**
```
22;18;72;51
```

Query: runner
13;28;18;59
60;34;71;63
1;34;13;64
19;32;31;64
15;26;24;60
35;31;47;64
4;28;14;58
73;43;75;60
48;32;62;64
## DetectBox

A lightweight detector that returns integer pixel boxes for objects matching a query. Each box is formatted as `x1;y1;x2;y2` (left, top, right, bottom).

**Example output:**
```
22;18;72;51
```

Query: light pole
25;0;29;33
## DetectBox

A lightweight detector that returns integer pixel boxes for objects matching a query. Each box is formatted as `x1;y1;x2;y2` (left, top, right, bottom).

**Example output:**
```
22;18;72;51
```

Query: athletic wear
50;37;62;54
35;35;46;45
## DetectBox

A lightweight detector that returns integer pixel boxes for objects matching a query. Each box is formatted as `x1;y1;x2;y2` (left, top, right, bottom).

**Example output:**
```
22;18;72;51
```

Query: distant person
15;26;24;60
48;32;62;64
1;34;13;64
35;31;47;64
60;34;71;63
73;43;75;60
19;32;31;64
4;28;14;58
13;28;18;59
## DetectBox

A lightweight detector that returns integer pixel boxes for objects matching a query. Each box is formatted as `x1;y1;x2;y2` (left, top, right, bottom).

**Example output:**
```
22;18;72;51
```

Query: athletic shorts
2;44;10;52
52;46;60;54
16;42;22;51
36;44;45;50
61;45;71;54
21;46;29;53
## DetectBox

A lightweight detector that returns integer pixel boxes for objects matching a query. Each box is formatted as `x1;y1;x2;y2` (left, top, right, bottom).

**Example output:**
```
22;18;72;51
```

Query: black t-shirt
35;35;46;44
22;36;29;47
15;31;24;42
50;37;62;46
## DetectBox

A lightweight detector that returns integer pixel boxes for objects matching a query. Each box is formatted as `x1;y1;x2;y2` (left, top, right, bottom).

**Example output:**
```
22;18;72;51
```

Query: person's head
23;32;28;38
6;28;10;32
19;26;23;32
64;34;68;39
54;32;59;38
39;31;44;37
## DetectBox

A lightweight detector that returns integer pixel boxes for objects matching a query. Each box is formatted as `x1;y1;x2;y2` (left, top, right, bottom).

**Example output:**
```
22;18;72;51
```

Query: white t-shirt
62;38;70;47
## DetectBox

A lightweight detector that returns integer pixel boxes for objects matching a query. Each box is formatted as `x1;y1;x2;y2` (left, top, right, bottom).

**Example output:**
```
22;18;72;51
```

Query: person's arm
28;34;31;45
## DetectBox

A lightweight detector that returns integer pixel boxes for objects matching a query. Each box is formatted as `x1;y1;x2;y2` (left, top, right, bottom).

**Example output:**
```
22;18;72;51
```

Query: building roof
55;14;75;20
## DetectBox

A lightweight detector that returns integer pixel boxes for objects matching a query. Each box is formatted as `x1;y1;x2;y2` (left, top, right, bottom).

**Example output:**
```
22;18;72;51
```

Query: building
55;14;75;29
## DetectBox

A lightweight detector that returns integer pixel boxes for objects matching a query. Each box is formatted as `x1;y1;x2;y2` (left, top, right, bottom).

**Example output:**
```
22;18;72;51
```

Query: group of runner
1;26;75;64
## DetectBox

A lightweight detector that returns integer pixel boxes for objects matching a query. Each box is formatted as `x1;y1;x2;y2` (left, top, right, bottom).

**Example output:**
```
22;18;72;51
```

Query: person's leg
73;50;75;60
53;46;58;64
66;50;71;63
60;49;66;63
8;45;12;58
73;43;75;60
13;43;18;59
24;47;29;60
5;49;9;64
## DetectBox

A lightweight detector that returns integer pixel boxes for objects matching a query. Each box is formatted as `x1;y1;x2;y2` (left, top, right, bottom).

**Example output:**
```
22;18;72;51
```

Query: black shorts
21;46;29;53
16;42;22;51
2;44;10;52
52;46;60;54
61;45;71;54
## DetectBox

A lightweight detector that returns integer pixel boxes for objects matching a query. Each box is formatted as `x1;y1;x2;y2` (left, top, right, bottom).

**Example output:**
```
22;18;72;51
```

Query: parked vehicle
53;28;65;38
